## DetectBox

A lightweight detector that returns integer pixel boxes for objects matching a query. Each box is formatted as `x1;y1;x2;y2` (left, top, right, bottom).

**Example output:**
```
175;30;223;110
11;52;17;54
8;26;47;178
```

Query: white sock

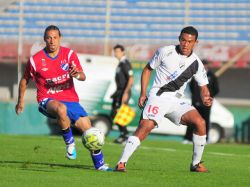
68;142;75;147
192;134;206;166
118;136;140;163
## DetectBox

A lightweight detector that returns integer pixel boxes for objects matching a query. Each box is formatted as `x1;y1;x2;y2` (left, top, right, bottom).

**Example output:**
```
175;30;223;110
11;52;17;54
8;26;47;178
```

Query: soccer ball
82;127;105;151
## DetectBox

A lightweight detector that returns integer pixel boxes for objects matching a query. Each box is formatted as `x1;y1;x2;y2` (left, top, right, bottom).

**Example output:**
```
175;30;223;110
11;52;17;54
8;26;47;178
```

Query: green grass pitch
0;134;249;187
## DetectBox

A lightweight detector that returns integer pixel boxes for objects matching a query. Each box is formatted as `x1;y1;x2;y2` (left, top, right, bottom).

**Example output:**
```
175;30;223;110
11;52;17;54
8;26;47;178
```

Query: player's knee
75;117;91;132
56;103;67;117
134;120;155;141
141;120;155;130
194;118;206;134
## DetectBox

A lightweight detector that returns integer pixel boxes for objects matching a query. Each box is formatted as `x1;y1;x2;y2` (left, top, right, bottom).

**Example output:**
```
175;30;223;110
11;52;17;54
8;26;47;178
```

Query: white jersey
148;45;208;97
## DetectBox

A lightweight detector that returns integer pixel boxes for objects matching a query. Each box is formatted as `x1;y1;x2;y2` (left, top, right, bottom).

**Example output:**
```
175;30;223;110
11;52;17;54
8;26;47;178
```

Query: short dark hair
180;26;198;40
113;44;125;51
44;25;61;40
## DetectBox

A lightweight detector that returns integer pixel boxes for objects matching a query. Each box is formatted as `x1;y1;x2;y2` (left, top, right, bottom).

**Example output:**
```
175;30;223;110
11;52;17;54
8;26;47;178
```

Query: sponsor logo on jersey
45;73;70;84
166;51;173;56
46;82;71;94
179;61;185;69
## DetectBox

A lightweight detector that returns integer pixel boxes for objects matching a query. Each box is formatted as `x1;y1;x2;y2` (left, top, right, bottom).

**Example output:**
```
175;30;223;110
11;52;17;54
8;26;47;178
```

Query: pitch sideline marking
81;140;250;158
209;152;235;156
140;146;176;152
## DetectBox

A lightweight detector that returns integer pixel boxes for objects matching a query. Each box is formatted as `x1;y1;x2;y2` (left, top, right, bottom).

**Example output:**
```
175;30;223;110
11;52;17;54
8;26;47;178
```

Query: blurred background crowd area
0;0;249;101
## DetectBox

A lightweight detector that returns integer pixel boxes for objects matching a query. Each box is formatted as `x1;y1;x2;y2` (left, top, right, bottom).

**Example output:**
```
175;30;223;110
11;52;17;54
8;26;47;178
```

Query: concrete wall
0;102;50;135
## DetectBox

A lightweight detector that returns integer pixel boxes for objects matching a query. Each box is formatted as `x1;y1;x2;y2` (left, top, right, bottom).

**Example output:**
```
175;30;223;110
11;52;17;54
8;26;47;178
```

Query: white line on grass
106;142;175;152
140;146;176;152
209;152;235;157
209;152;250;158
140;146;250;158
85;141;250;158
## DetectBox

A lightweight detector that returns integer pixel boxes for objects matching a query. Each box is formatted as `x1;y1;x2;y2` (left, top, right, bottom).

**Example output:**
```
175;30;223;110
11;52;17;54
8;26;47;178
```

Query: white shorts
142;94;195;126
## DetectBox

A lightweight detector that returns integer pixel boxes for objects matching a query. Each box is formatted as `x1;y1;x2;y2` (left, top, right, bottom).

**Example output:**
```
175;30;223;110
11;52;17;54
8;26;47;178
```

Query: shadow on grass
0;160;93;172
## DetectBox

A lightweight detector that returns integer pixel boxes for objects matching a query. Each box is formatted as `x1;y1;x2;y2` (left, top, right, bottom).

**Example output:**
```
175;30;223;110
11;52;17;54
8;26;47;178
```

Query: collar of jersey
43;47;61;60
119;56;127;63
175;45;193;58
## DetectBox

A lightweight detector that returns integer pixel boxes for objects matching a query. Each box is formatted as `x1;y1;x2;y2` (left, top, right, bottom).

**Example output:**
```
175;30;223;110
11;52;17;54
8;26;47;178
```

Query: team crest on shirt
61;62;69;71
168;71;178;80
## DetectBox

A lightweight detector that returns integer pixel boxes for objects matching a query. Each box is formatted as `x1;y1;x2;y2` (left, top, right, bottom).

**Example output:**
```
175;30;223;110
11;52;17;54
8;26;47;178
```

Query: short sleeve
23;59;35;80
124;61;134;76
69;51;83;71
148;48;163;69
193;60;208;86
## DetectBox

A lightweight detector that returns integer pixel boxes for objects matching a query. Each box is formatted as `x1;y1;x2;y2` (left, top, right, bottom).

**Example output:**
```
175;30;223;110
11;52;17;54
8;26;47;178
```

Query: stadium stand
0;0;249;45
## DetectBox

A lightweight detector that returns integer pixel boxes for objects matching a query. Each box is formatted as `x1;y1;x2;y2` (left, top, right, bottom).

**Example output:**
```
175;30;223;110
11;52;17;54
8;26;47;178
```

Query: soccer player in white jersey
115;26;212;172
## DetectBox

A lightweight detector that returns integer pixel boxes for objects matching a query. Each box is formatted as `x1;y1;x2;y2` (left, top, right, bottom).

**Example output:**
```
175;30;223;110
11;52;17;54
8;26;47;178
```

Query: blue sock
62;127;75;145
91;150;104;169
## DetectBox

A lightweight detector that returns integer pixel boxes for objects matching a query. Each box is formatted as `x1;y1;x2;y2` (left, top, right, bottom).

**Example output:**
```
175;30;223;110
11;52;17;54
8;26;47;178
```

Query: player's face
179;33;197;56
44;30;61;54
114;48;124;60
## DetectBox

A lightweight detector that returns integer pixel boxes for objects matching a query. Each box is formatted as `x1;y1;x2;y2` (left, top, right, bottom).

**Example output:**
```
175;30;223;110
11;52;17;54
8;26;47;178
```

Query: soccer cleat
66;145;77;160
115;162;126;172
114;135;128;144
97;164;113;171
190;162;208;172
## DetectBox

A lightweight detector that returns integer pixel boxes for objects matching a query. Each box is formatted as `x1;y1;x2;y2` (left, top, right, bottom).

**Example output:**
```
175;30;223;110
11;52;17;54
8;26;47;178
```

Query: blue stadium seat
0;0;249;44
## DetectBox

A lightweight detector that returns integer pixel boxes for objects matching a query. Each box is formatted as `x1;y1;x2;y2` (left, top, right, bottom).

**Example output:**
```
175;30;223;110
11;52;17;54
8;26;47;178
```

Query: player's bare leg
134;119;156;141
181;109;208;172
46;100;71;129
115;119;155;172
74;116;92;133
46;100;76;159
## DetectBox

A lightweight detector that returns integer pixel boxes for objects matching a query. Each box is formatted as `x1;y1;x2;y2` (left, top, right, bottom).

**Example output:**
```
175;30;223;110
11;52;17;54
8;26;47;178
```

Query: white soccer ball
82;127;105;151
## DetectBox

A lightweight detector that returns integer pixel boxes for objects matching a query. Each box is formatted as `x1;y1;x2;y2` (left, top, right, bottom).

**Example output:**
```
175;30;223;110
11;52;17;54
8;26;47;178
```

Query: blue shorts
38;98;88;125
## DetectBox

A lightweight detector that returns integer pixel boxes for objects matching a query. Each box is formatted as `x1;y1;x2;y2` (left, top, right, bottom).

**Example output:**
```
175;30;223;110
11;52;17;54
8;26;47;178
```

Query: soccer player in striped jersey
15;25;112;171
115;26;212;172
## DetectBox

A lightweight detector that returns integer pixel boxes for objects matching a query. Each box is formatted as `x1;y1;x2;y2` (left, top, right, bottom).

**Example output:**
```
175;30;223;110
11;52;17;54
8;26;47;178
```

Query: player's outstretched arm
138;64;152;108
122;76;134;104
15;78;29;115
200;85;213;107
